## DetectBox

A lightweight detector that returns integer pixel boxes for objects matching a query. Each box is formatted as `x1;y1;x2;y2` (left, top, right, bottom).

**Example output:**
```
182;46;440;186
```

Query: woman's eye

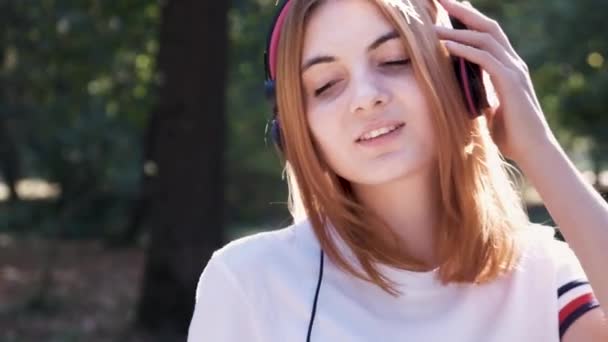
382;58;410;67
314;80;337;97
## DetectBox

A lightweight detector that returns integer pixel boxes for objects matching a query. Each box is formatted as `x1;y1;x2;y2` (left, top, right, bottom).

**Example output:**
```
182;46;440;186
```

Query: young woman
187;0;608;340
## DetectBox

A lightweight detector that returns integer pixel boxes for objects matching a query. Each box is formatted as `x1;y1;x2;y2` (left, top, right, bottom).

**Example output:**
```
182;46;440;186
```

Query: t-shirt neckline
296;219;448;293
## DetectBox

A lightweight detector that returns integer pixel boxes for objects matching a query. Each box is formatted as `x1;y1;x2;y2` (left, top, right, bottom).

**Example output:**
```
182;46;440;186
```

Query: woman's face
301;0;437;186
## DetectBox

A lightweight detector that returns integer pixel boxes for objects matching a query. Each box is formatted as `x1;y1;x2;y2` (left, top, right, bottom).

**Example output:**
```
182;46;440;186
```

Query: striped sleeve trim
557;280;600;339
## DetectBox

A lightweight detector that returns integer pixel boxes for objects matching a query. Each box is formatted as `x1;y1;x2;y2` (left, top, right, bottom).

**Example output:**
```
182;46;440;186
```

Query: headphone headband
265;0;293;81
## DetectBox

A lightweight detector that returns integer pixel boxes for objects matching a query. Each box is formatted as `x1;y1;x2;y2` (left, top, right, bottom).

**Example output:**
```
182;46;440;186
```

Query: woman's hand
433;0;558;165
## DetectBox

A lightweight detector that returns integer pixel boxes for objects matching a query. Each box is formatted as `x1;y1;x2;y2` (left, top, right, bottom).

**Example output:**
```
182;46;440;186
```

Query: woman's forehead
302;0;397;58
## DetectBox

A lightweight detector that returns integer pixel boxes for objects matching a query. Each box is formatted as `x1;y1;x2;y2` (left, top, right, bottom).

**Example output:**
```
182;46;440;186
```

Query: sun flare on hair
383;0;424;25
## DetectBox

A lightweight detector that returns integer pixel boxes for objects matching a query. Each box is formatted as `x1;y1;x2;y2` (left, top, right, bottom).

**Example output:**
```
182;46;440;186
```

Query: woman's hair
274;0;530;296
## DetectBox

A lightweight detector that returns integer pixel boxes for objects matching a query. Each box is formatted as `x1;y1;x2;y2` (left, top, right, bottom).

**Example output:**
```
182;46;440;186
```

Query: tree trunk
0;116;20;203
135;0;228;336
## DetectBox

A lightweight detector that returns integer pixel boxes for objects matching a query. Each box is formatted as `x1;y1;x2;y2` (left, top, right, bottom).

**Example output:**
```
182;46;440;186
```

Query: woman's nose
349;70;390;115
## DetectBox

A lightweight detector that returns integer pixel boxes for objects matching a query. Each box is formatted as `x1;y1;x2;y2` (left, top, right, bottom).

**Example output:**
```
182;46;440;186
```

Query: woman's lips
355;120;406;142
355;122;405;147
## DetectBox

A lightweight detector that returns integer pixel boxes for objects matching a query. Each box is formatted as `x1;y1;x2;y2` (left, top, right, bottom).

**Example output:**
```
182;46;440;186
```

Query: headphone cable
306;248;324;342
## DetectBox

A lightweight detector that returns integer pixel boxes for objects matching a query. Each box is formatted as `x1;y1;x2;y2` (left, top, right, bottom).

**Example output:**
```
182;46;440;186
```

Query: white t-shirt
187;219;599;341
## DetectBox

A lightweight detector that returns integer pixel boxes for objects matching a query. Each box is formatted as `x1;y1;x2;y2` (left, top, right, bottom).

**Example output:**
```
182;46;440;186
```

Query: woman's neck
351;167;441;269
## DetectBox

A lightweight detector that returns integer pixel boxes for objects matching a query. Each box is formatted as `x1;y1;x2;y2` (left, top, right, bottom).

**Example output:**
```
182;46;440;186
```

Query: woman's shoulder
209;218;319;274
518;223;588;283
517;225;599;339
188;220;316;341
520;223;574;261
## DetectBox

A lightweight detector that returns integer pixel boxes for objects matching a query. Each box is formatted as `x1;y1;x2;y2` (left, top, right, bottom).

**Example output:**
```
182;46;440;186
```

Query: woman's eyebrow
301;30;400;73
301;55;335;73
367;30;399;52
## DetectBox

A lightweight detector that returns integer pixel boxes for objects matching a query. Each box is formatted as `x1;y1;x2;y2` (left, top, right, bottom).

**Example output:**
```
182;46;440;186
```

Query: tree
135;0;229;337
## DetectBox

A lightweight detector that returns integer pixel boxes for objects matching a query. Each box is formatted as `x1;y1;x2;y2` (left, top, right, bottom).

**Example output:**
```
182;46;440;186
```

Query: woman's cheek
309;108;335;148
307;108;326;143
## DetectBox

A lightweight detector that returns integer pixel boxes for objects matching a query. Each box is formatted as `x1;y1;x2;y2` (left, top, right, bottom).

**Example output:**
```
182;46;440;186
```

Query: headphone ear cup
448;15;489;119
270;117;283;152
263;79;283;153
265;116;283;153
264;79;276;101
450;55;489;118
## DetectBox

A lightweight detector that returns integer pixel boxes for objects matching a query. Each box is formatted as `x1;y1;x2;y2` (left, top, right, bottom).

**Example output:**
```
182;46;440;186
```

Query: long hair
274;0;530;296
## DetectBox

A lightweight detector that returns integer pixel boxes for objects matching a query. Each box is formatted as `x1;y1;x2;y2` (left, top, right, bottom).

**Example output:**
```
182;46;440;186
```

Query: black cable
306;248;324;342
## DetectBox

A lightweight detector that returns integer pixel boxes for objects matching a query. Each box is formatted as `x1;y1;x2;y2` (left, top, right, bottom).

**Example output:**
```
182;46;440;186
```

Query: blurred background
0;0;606;340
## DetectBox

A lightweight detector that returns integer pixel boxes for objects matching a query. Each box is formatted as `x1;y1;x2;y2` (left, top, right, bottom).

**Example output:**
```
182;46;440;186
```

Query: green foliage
1;0;606;236
0;0;159;235
536;0;608;169
225;0;291;227
486;0;608;168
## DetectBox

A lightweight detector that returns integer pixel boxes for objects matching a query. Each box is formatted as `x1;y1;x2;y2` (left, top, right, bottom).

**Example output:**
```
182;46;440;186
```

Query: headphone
263;0;489;154
262;1;488;339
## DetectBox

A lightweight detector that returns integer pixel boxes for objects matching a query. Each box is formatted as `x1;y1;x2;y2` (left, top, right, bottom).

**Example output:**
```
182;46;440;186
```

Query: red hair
274;0;529;296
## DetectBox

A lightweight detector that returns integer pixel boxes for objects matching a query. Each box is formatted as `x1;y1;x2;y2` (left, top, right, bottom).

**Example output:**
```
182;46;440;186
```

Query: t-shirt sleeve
187;254;262;342
552;239;601;339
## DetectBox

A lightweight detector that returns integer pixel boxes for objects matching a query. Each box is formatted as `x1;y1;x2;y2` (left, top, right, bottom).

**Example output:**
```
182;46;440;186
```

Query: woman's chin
348;156;434;186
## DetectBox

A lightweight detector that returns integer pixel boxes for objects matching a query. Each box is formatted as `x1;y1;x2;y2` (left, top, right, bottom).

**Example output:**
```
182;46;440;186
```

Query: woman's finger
434;25;521;73
442;39;521;94
436;0;520;62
